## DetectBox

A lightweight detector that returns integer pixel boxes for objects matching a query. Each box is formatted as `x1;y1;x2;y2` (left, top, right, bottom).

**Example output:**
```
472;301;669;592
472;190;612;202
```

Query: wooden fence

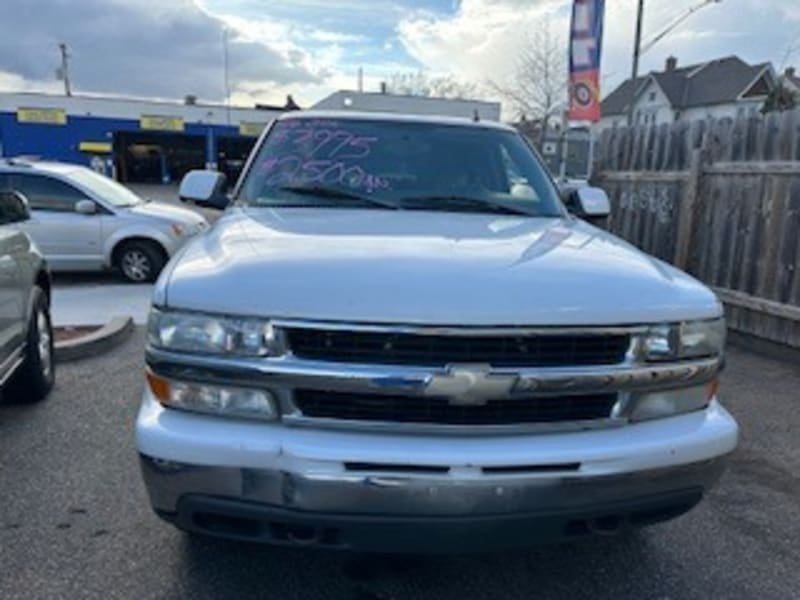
592;110;800;349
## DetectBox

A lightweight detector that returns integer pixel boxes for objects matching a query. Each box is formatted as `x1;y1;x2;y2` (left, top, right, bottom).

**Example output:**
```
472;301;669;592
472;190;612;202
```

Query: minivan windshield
69;168;144;208
239;118;564;217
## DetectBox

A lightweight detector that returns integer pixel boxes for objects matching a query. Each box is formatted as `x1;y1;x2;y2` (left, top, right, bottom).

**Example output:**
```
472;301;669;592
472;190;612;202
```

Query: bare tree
386;71;479;100
490;21;567;147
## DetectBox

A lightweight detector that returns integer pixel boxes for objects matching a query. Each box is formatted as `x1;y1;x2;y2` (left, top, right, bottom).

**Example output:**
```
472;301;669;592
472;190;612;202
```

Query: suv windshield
68;168;143;208
239;118;564;217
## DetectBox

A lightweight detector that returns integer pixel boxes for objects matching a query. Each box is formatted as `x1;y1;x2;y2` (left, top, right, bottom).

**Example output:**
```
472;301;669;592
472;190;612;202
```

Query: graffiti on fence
618;184;676;225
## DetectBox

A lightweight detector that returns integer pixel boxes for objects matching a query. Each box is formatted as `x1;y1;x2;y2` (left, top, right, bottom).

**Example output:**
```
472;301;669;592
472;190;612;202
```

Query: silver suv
0;190;54;403
0;159;208;282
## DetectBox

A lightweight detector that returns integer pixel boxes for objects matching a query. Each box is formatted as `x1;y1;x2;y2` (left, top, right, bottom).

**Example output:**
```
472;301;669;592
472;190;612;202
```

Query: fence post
673;148;705;270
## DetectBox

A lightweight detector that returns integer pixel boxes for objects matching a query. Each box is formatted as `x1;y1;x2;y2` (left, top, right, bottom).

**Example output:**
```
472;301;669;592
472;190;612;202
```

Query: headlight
147;371;278;421
147;308;284;356
641;318;725;362
630;380;719;422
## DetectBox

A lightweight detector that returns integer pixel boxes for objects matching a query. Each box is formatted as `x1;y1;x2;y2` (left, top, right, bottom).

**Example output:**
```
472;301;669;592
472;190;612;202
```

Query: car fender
18;236;50;336
103;224;175;268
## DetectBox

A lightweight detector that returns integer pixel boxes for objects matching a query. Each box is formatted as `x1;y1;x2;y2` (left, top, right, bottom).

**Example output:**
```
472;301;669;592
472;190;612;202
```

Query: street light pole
627;0;645;127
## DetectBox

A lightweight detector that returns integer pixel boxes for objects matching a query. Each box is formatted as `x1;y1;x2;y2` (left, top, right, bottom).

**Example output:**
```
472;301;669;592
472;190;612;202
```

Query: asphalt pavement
1;330;799;600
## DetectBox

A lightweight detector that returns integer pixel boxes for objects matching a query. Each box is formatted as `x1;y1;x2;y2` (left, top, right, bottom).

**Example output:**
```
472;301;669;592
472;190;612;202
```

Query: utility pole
222;26;231;125
58;42;72;97
626;0;721;126
627;0;645;126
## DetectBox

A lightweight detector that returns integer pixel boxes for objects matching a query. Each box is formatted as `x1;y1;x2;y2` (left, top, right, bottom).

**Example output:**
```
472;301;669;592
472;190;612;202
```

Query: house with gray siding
596;56;775;132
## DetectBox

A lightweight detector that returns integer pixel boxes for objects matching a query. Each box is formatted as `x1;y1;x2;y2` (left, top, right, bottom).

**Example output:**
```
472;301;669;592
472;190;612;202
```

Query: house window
649;92;656;102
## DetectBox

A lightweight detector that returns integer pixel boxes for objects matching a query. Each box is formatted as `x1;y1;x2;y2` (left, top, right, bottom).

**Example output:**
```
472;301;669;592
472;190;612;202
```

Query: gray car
0;159;208;282
0;190;54;403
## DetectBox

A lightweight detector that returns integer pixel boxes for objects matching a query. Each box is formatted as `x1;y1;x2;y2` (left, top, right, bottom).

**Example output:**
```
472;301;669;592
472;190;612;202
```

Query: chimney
665;56;678;72
786;67;797;79
284;94;300;111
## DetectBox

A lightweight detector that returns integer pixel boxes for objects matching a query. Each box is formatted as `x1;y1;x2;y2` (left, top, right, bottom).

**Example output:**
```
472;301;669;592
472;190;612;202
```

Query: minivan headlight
147;308;284;356
642;318;725;362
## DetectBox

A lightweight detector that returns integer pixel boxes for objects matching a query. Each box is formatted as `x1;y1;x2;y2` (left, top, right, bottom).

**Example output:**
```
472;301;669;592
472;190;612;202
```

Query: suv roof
278;109;514;131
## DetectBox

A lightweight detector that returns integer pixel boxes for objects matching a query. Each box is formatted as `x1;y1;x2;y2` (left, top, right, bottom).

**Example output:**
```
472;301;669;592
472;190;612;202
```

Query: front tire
7;287;55;403
117;241;165;283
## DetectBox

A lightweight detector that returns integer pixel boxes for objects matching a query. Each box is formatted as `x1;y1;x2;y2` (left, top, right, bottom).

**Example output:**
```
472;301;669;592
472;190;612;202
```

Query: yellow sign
239;122;268;137
140;114;184;132
17;107;67;125
79;141;112;154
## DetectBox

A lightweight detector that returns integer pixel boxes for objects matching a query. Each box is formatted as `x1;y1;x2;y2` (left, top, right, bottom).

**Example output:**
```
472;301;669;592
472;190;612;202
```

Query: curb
55;316;135;363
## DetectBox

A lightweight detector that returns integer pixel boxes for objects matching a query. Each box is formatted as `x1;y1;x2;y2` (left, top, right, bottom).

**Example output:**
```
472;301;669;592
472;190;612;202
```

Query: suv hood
160;207;720;326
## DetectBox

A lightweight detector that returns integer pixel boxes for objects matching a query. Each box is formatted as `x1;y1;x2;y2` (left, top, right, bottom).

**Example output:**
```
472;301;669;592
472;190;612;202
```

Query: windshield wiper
276;185;401;210
397;195;534;216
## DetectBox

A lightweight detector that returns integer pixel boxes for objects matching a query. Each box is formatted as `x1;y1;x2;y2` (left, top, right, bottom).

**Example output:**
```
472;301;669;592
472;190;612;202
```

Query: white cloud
397;0;800;106
398;0;563;83
3;0;800;114
0;70;62;94
303;30;366;44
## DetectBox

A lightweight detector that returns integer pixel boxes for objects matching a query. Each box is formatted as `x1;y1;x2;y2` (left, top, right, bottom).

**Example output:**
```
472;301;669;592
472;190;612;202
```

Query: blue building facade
0;93;282;183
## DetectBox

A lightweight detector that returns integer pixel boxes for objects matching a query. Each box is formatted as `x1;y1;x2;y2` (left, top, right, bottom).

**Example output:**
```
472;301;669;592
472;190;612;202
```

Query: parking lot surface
1;330;798;600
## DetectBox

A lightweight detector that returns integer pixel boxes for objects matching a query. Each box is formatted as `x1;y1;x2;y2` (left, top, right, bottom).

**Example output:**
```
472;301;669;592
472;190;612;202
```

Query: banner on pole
569;0;605;122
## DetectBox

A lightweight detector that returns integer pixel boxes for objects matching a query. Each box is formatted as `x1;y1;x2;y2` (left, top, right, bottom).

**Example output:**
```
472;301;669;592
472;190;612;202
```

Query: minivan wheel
118;241;165;283
6;287;55;403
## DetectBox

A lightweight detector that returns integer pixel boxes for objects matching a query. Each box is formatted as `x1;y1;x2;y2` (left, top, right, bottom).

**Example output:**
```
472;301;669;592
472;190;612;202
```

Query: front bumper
136;393;738;552
142;457;724;553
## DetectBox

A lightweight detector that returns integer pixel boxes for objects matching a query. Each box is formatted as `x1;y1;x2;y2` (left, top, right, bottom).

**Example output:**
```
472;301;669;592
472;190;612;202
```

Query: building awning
79;141;112;154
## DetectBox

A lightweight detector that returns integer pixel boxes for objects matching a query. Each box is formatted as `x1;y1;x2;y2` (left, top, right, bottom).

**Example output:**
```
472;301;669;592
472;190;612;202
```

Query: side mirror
179;170;229;210
0;190;32;224
75;199;97;215
563;186;611;222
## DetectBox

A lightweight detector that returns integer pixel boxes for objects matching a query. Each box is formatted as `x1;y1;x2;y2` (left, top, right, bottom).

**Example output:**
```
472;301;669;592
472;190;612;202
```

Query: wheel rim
37;309;52;380
121;250;151;282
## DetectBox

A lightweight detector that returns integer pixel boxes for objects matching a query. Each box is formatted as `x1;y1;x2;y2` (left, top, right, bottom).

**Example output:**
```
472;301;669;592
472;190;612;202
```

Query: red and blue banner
569;0;605;122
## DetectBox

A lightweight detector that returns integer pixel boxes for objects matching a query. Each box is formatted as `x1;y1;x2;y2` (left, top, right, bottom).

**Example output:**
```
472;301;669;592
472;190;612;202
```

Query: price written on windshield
261;125;390;191
271;126;378;160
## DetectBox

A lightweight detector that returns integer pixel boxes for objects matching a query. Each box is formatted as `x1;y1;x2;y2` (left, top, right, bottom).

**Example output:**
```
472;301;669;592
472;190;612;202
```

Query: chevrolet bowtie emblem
424;364;521;406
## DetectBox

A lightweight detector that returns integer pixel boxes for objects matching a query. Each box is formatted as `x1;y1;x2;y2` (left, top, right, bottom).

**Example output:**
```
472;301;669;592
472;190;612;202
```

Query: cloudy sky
1;0;799;112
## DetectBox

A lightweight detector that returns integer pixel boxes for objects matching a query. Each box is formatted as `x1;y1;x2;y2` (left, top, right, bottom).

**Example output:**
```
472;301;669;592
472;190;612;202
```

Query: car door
11;173;105;271
0;177;27;381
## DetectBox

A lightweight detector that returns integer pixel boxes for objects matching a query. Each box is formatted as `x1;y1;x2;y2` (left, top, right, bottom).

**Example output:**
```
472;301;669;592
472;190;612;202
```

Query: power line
640;0;722;57
627;0;721;126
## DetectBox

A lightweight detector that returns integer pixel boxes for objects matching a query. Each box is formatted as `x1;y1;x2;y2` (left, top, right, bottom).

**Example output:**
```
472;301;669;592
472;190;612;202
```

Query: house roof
602;56;774;116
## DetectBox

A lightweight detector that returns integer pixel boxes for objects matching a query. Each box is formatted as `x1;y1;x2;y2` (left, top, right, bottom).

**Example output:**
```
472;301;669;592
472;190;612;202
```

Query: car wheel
118;241;165;283
6;287;55;403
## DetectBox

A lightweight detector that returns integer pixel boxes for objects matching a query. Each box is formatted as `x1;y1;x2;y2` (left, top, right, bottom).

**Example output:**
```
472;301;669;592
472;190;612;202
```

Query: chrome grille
294;390;618;426
285;328;630;367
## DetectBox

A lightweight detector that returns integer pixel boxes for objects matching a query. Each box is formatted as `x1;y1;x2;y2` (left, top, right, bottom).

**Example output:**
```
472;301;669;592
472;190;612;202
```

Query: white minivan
0;159;207;282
